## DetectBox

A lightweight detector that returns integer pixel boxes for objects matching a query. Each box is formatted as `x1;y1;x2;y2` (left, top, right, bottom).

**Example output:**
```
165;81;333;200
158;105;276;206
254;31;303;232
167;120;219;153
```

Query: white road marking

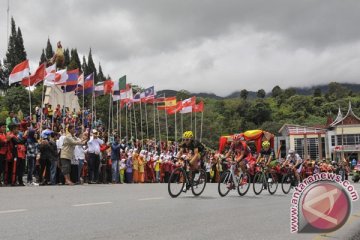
138;197;164;201
0;209;28;214
72;202;112;207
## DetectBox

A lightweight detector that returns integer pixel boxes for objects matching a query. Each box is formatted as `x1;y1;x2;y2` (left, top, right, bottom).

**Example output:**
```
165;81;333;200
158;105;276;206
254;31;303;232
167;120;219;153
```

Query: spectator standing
87;129;104;184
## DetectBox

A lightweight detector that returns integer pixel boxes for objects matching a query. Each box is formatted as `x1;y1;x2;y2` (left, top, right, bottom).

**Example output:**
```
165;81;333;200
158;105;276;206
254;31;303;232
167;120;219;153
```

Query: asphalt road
0;182;359;240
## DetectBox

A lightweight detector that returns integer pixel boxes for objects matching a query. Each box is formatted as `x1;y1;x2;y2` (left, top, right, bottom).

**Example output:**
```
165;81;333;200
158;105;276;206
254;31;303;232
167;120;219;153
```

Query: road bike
281;165;303;194
218;160;250;197
252;162;279;195
168;157;207;198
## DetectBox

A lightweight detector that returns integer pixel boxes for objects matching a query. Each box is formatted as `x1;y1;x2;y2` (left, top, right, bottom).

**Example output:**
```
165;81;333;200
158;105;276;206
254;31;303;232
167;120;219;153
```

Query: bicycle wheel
192;169;207;196
253;172;265;195
281;174;292;194
237;172;250;196
168;168;186;198
218;170;231;197
267;172;279;195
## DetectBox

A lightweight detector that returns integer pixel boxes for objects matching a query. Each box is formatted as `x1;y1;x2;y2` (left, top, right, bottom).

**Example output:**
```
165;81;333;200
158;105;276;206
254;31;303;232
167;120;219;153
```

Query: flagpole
164;94;169;144
191;111;193;132
145;101;149;141
28;76;32;118
181;111;183;137
153;101;156;143
175;111;177;142
39;82;45;135
108;93;112;139
195;111;197;139
119;101;122;139
139;100;144;147
133;102;138;141
126;103;128;140
91;92;94;128
156;101;161;146
82;79;85;127
129;103;133;139
117;100;119;134
111;95;114;133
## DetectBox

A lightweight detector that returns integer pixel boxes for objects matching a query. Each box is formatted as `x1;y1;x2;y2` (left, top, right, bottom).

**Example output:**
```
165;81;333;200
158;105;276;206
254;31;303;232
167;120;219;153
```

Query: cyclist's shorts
296;164;303;173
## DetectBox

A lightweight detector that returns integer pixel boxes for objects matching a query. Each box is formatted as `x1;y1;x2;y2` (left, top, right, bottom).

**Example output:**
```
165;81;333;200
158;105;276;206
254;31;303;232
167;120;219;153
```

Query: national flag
179;105;192;114
21;63;46;87
77;73;84;86
166;101;183;115
95;82;104;96
194;101;204;113
140;86;155;103
132;91;141;103
43;63;57;86
63;69;79;92
48;69;68;86
104;80;114;94
157;96;177;110
113;75;127;95
9;60;30;85
77;73;94;95
182;96;196;107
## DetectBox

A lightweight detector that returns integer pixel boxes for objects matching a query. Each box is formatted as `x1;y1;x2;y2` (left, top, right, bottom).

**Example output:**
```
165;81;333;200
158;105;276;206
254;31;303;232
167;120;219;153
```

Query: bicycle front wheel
237;172;250;196
281;174;292;194
253;172;265;195
168;168;186;198
267;172;279;195
192;169;207;196
218;170;231;197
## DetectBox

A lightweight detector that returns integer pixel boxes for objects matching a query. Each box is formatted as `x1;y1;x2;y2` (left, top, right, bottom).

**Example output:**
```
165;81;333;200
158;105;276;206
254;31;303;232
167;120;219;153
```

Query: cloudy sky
1;0;360;96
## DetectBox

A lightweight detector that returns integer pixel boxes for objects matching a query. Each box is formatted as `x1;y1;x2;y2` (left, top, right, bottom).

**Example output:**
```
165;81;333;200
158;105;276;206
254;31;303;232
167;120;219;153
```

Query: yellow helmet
183;131;194;139
262;141;270;148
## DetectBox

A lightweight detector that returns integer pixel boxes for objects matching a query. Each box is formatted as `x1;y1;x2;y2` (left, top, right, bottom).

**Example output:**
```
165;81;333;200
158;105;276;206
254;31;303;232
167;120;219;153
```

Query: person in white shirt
87;129;104;183
74;132;87;184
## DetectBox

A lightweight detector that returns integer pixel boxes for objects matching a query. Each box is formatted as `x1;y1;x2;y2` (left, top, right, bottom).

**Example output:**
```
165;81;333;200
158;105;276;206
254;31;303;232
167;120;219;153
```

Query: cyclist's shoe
182;184;191;192
240;177;248;186
226;182;235;190
263;184;267;190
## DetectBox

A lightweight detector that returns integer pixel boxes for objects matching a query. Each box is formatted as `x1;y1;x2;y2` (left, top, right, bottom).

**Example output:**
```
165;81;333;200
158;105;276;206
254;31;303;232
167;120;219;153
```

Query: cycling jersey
260;148;275;159
180;139;205;155
286;153;302;165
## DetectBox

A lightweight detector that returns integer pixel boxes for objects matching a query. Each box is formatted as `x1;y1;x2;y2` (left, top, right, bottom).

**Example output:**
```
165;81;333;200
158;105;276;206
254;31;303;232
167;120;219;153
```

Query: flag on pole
140;86;155;103
21;63;46;87
104;80;114;94
157;96;177;110
95;82;104;96
48;69;68;86
63;69;79;92
182;96;196;107
113;75;127;95
8;60;30;85
166;101;183;115
77;73;84;87
194;101;204;112
77;73;94;95
43;63;57;86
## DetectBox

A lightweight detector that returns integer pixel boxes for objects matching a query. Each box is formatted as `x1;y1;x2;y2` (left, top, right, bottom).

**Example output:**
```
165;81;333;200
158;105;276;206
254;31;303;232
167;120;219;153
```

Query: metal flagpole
129;103;133;139
94;92;97;125
108;93;112;139
191;111;193;132
117;100;119;134
164;94;169;143
126;103;129;140
156;101;161;145
82;80;85;127
111;96;114;133
139;100;144;146
119;101;122;139
39;82;45;134
28;76;32;117
145;101;149;140
175;111;177;142
91;92;94;128
195;111;197;139
153;101;156;141
181;112;183;137
133;101;138;140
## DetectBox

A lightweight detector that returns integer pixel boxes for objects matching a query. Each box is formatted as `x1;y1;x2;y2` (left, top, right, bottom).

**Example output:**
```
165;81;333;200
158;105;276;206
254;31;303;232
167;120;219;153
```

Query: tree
257;89;266;98
45;38;54;60
39;49;46;65
63;48;70;67
313;88;322;97
176;90;191;100
68;49;81;71
240;89;248;100
87;48;97;83
82;56;88;75
4;17;19;77
328;82;348;99
15;27;27;62
1;86;29;114
97;63;106;82
284;88;296;98
271;85;282;98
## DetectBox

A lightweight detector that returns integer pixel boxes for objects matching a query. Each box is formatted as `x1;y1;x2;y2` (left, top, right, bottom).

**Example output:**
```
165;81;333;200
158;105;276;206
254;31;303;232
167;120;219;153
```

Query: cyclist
282;149;303;184
256;140;275;166
225;134;251;173
177;130;205;170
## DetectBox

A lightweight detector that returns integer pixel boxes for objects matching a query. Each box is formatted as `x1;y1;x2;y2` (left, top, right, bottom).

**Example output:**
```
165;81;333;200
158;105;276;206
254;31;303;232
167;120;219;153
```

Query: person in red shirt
0;122;8;185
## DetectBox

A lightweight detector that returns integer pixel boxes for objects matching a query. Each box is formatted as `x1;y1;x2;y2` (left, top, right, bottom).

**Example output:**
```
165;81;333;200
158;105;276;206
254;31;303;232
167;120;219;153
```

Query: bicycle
281;165;302;194
218;159;250;197
252;162;279;195
168;157;207;198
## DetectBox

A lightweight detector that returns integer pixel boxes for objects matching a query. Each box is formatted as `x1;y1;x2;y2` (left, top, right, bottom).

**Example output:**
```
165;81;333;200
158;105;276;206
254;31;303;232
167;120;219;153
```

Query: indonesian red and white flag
21;63;46;87
44;63;57;86
8;60;30;85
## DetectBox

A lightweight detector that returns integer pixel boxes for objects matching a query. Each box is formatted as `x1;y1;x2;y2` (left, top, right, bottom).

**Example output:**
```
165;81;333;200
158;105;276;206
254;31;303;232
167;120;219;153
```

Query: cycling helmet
183;131;193;139
288;149;295;154
262;141;270;148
